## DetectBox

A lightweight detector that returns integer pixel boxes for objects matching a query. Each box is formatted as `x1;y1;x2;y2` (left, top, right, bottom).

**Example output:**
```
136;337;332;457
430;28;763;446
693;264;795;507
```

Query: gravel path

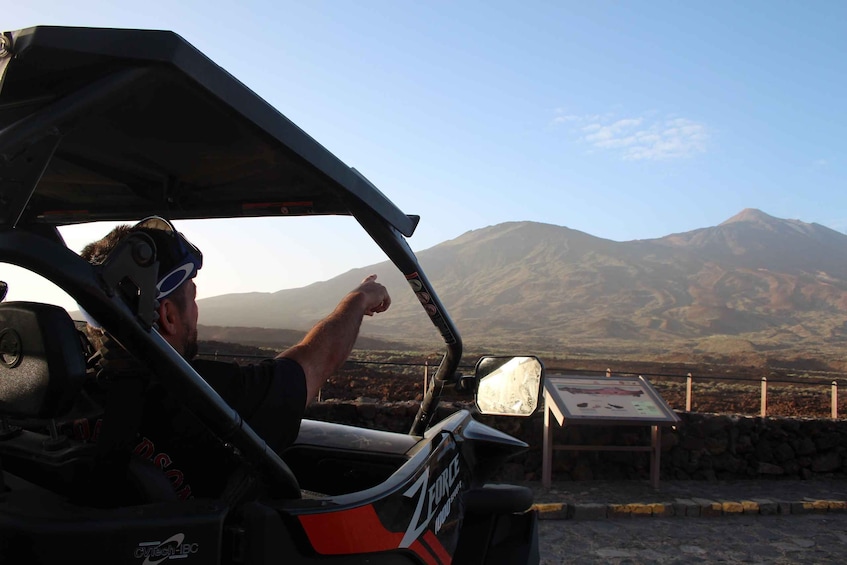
539;513;847;564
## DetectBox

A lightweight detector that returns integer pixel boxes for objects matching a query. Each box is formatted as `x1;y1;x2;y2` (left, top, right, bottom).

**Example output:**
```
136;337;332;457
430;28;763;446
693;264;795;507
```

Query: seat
0;301;87;420
0;301;94;496
0;304;225;562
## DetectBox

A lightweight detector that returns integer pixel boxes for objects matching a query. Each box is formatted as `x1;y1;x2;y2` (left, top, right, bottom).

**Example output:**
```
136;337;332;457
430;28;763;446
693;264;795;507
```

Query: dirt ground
198;343;842;418
313;360;839;419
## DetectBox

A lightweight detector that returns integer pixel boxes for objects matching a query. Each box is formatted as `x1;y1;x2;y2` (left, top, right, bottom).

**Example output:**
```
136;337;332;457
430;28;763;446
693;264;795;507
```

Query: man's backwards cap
131;216;203;300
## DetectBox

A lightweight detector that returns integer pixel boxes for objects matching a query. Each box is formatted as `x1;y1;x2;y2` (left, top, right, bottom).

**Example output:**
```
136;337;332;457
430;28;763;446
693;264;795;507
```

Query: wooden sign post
542;375;681;490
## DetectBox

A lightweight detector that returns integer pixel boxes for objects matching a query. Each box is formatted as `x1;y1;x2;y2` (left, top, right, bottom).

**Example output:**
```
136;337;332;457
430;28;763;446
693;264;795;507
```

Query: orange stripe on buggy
298;504;450;564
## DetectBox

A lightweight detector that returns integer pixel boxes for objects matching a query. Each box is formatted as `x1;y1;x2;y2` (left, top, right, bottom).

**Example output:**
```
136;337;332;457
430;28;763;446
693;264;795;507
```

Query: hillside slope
197;209;847;364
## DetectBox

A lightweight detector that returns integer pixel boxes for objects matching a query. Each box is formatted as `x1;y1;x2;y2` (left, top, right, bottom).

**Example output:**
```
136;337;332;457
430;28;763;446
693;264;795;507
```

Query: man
78;216;390;499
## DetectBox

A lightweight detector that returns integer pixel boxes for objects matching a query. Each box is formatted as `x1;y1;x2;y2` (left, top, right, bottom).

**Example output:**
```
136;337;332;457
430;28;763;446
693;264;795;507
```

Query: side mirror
0;281;6;302
474;356;544;417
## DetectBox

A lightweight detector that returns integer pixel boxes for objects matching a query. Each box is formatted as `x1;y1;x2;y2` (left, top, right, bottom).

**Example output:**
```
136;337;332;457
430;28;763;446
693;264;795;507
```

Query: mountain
197;209;847;363
656;208;847;276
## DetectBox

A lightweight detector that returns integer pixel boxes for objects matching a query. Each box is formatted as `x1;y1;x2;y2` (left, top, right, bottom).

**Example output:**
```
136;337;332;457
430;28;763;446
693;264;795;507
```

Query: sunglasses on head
133;216;203;300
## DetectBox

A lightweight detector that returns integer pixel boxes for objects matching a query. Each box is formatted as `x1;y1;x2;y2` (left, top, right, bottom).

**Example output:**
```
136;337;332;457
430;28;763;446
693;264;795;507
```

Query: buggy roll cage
0;25;461;485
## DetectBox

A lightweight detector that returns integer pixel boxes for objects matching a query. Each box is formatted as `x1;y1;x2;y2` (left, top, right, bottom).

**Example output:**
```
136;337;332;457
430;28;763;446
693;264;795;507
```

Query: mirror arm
454;374;476;394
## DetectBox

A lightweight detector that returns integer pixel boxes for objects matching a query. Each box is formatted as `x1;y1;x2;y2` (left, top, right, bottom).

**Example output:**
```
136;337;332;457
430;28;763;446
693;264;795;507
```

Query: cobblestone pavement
538;513;847;564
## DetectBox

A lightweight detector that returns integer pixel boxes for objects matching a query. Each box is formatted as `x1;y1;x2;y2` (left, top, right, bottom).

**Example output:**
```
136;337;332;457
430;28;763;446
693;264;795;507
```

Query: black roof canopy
0;26;418;235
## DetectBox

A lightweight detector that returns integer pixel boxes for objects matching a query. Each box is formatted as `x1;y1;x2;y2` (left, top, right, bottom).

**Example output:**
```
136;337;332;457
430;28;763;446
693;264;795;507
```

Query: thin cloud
551;114;581;125
552;112;709;160
551;109;606;126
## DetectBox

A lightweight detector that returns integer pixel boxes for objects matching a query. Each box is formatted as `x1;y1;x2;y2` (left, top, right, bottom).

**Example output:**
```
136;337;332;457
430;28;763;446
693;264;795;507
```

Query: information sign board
542;374;680;489
544;375;680;425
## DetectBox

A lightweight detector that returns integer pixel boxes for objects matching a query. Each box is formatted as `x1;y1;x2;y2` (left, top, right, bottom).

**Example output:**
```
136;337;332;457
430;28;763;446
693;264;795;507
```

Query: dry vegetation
541;353;843;419
198;340;844;419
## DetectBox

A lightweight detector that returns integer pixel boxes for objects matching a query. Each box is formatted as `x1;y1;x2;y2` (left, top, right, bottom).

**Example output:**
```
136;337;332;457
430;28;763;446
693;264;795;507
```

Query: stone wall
305;400;847;482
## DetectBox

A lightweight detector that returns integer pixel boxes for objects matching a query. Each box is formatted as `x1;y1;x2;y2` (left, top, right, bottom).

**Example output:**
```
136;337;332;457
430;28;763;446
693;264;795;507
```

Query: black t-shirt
192;357;307;454
72;357;307;499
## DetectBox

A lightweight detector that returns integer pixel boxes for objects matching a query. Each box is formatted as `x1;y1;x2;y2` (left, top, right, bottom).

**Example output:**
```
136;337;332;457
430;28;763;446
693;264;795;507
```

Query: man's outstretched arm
278;275;390;404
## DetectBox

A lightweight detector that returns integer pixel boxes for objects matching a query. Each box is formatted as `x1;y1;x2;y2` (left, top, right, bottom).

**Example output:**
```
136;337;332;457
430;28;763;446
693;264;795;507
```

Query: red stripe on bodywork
423;530;452;564
298;505;444;564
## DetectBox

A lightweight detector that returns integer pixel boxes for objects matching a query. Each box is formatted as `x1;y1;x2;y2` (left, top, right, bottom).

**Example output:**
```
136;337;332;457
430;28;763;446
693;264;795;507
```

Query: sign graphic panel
545;375;679;424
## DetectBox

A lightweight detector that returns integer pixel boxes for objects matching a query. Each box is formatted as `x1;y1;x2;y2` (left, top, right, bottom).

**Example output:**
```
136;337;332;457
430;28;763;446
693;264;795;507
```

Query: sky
3;1;846;310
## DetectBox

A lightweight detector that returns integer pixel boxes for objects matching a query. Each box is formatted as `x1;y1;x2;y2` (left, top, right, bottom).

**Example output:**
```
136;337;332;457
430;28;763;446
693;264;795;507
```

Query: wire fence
197;350;843;419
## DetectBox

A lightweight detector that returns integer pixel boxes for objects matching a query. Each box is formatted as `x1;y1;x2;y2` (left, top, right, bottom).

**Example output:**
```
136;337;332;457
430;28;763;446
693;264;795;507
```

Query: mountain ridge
197;209;847;367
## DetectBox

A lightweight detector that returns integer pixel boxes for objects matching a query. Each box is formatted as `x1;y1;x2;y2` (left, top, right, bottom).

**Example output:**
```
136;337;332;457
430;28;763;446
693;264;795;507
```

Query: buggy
0;26;542;564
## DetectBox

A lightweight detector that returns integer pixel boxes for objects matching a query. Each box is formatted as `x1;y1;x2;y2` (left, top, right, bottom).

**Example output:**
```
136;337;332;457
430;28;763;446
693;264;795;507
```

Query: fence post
760;376;767;417
832;381;838;419
685;373;693;412
423;361;429;396
606;368;611;378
